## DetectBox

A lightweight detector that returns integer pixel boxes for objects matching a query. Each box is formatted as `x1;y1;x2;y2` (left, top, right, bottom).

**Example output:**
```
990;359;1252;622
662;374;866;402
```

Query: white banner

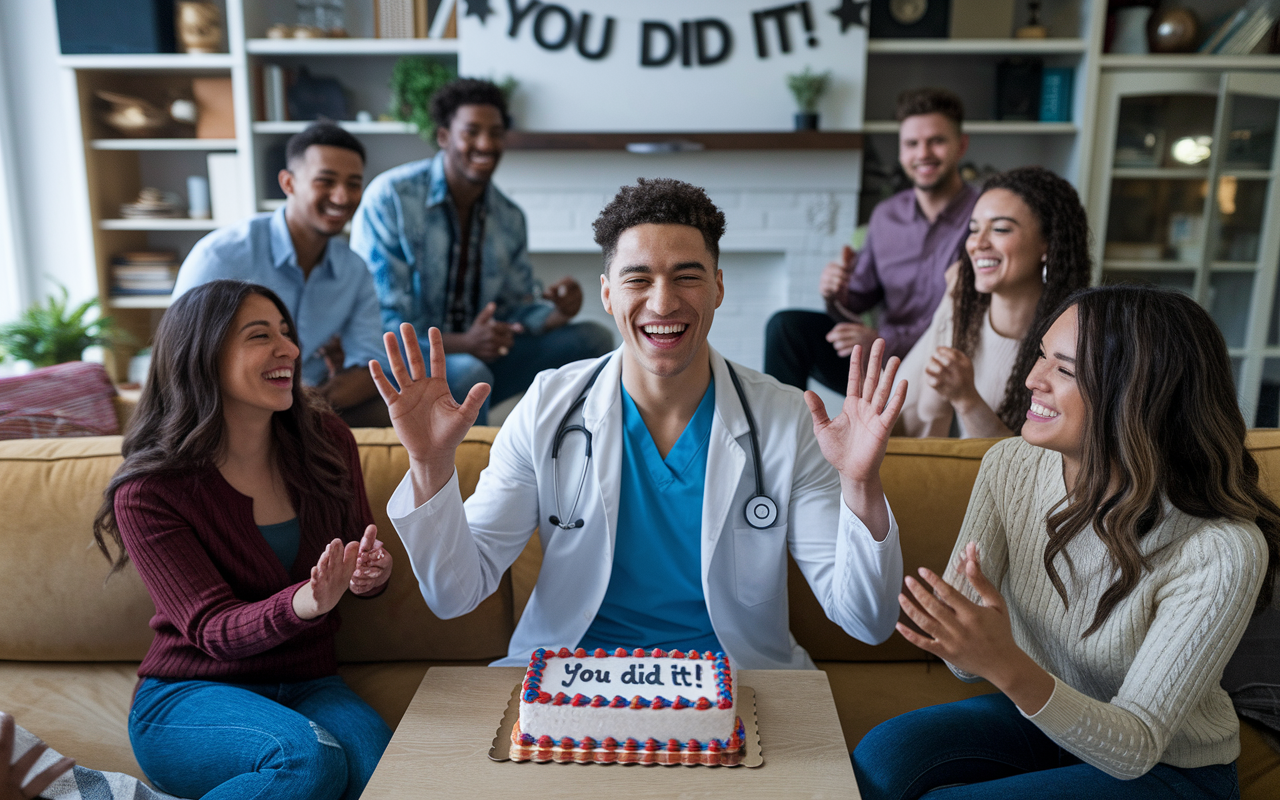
458;0;868;131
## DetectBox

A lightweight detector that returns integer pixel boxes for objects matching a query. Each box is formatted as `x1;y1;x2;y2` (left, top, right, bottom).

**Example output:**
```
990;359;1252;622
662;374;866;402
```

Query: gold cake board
490;684;763;768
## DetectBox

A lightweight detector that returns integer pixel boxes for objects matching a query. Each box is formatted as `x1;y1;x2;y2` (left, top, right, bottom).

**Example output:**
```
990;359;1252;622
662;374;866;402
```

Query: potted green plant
787;66;831;131
0;284;121;368
389;57;458;143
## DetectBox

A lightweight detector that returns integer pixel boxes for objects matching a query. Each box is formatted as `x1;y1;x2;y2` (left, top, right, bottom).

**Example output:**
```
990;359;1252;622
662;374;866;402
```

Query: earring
1041;254;1047;283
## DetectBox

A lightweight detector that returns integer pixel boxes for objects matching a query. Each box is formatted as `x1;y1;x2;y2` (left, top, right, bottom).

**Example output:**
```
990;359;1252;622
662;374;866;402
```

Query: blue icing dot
524;689;539;702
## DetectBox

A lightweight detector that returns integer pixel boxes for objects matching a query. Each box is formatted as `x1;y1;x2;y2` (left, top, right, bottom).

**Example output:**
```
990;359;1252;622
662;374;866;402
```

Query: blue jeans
438;321;614;425
852;693;1239;800
129;675;391;800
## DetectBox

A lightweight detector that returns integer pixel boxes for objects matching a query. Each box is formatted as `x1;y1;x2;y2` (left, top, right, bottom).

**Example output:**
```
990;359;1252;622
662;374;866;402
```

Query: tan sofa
2;425;1278;797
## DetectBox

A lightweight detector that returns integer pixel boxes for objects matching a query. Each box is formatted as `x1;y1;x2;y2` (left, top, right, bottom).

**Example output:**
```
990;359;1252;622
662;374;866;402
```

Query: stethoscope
548;358;779;531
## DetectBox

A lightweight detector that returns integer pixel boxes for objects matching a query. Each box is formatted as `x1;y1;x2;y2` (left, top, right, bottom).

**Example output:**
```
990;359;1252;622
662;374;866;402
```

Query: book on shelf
429;0;457;38
208;153;249;223
1200;0;1280;53
376;0;415;38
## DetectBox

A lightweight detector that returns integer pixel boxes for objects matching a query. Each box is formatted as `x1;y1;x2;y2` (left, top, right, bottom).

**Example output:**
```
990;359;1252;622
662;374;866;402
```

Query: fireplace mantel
504;131;863;151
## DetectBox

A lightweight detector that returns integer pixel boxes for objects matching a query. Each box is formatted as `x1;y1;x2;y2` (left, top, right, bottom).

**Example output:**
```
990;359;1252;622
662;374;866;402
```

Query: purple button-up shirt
839;184;979;360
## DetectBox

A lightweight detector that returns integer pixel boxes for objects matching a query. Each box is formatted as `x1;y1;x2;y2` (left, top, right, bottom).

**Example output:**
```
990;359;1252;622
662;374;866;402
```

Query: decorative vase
1149;8;1198;53
1111;6;1152;54
794;112;819;131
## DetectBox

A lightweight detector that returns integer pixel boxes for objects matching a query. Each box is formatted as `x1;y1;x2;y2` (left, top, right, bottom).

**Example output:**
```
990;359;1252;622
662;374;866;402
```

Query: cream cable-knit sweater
943;437;1267;780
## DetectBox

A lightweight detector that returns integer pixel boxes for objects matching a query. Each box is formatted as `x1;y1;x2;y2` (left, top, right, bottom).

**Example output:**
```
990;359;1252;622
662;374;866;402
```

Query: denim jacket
350;152;554;337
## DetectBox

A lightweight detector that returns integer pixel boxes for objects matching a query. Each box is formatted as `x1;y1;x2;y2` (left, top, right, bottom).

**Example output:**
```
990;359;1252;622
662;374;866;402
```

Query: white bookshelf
90;139;239;151
109;295;175;309
99;219;221;231
252;121;418;135
58;54;237;70
246;38;458;55
867;38;1088;54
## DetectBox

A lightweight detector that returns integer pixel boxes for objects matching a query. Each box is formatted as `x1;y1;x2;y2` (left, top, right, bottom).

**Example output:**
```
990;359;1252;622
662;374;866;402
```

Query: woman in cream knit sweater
854;286;1280;798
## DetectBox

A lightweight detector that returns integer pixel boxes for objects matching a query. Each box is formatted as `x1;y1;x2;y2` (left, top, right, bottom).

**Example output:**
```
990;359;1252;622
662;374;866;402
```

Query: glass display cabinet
1088;71;1280;426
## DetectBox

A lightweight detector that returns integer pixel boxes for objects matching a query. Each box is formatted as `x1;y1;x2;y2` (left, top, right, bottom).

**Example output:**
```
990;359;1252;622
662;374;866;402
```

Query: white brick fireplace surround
503;148;862;411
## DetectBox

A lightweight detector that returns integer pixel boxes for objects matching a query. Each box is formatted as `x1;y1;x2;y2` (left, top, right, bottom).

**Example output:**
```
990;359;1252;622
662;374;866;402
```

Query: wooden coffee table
361;667;860;798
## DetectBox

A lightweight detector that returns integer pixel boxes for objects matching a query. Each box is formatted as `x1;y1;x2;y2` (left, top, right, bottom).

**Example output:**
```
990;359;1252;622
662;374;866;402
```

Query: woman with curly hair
92;280;393;800
854;285;1280;799
896;166;1091;438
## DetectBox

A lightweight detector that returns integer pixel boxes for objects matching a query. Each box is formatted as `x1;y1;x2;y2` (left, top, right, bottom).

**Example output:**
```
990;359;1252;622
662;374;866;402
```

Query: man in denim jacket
351;79;613;423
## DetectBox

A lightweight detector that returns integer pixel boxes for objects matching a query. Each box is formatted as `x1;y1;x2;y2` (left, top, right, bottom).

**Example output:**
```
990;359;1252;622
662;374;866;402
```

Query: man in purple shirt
765;88;979;392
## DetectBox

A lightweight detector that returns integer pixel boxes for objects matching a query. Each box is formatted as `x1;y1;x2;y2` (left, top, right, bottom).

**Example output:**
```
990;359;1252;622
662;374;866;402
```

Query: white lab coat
388;348;903;669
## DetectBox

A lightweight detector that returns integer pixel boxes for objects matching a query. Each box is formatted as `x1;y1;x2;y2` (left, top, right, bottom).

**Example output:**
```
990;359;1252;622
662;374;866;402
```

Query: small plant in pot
0;284;121;367
389;57;458;142
787;66;830;131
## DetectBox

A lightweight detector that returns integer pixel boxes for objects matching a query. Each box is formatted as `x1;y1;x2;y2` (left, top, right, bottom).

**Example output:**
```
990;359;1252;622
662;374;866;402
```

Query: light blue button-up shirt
349;152;554;338
173;207;387;387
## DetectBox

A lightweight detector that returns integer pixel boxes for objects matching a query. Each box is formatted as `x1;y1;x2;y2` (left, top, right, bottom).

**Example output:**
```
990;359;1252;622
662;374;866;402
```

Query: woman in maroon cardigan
93;280;393;800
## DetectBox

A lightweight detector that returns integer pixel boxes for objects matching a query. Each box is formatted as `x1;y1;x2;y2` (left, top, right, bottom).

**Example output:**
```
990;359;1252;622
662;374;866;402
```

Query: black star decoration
464;0;495;25
830;0;870;31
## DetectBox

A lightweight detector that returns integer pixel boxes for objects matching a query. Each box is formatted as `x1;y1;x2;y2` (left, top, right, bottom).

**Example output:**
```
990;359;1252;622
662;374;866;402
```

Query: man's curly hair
429;78;511;132
592;178;726;271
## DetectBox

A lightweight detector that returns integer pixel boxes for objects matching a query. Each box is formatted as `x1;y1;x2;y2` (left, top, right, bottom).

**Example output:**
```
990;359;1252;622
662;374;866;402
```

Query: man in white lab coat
372;178;906;669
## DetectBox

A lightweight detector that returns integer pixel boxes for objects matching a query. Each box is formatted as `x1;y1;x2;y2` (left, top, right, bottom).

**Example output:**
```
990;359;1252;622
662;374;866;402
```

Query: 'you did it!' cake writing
512;647;743;765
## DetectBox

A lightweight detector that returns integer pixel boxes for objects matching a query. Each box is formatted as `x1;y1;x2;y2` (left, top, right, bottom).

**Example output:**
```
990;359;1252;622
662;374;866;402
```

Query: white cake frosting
517;647;739;750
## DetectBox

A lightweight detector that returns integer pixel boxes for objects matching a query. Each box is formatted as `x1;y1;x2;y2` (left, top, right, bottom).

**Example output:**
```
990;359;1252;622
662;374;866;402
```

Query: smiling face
218;293;301;420
600;223;724;383
280;144;364;237
437;103;505;187
1023;305;1087;466
898;112;967;192
966;188;1048;296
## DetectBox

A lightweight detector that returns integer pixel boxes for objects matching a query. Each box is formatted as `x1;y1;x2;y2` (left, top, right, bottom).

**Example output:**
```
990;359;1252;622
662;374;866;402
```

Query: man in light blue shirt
174;123;389;426
350;78;612;424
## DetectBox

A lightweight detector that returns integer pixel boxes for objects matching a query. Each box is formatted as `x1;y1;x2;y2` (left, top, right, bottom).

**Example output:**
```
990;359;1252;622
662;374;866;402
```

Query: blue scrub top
577;380;723;654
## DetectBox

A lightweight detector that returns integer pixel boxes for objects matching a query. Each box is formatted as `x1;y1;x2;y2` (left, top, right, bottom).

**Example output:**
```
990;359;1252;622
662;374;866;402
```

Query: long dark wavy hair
1043;286;1280;635
93;280;356;573
952;166;1091;433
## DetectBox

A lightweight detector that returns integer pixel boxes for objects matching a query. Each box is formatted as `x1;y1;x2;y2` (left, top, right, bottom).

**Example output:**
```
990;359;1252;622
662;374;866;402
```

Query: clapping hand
924;347;978;408
350;524;392;596
371;324;489;502
1;713;74;800
293;538;360;620
318;334;345;380
901;542;1029;686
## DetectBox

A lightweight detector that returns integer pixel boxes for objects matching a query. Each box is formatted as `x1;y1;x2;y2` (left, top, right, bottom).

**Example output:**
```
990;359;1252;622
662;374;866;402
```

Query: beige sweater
897;299;1022;438
944;437;1267;779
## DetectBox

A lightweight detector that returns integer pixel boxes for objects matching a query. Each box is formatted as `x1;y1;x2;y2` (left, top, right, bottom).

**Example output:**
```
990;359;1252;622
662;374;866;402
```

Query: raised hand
805;340;905;484
292;538;360;620
1;712;75;800
371;324;489;502
804;340;905;541
819;244;856;300
350;524;393;596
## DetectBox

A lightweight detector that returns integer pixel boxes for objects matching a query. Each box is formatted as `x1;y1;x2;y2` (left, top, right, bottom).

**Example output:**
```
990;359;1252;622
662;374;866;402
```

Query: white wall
0;0;95;323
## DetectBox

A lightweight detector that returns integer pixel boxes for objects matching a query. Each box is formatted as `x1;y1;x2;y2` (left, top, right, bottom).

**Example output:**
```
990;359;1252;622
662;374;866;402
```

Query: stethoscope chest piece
744;494;778;529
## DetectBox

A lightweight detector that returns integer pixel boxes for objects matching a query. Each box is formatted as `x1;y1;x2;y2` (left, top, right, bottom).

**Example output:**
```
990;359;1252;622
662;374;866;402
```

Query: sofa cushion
336;428;512;663
0;427;514;665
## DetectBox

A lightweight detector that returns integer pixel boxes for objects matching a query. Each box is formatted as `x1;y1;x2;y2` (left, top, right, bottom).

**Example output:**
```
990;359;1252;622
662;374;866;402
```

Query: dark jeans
130;675;391;800
764;309;850;393
852;693;1239;800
